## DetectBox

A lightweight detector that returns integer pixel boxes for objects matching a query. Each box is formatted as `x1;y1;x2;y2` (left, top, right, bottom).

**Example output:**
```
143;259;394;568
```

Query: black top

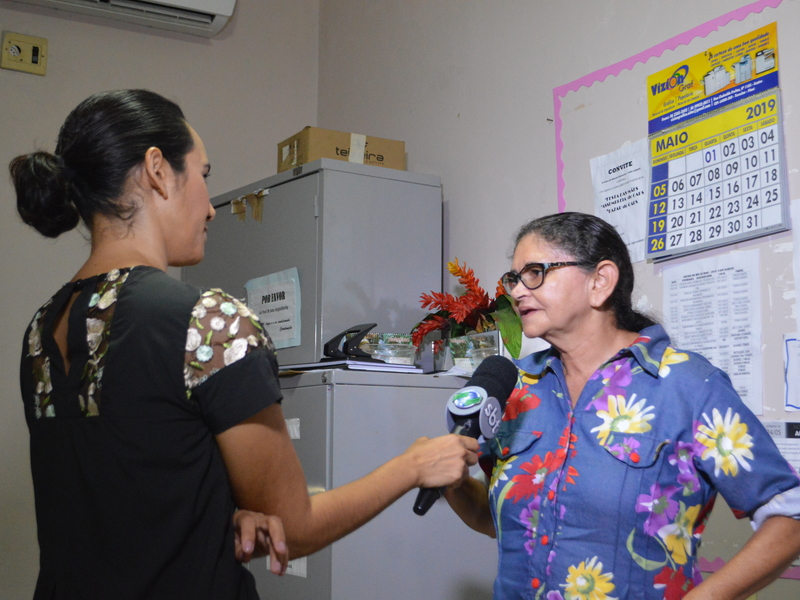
20;266;282;600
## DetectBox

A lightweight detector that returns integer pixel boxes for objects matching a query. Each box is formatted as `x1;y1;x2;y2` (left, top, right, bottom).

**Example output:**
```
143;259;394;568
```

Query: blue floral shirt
481;324;800;600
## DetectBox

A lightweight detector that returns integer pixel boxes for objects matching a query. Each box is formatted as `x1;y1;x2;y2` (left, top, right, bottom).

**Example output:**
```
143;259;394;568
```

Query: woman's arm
443;475;496;537
686;515;800;600
216;403;479;559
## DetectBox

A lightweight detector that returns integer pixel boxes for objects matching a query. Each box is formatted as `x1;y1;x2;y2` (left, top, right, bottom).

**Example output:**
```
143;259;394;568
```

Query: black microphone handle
412;422;471;515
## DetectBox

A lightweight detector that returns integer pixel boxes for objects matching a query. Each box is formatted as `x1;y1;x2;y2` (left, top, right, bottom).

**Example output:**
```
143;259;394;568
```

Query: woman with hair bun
12;89;478;600
445;212;800;599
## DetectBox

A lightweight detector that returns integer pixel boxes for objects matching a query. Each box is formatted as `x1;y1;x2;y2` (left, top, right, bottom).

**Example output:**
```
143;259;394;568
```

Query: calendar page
646;90;789;260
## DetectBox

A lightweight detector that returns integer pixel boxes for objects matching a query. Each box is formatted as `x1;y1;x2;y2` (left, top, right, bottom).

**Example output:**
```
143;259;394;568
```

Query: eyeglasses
501;262;586;294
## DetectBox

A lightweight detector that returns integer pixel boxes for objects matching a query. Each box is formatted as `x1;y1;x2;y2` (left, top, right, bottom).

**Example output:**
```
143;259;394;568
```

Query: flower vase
448;330;502;375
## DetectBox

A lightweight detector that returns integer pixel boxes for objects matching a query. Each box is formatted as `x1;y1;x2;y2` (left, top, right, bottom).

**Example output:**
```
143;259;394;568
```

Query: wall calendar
645;23;788;261
647;91;788;259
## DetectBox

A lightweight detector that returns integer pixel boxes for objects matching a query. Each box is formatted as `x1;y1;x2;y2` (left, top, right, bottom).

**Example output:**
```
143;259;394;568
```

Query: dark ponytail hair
10;89;194;238
513;212;657;333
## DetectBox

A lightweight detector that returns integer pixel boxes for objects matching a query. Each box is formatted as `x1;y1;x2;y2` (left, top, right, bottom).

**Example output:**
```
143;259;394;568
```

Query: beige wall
3;0;799;598
314;2;800;598
0;1;319;596
317;0;784;283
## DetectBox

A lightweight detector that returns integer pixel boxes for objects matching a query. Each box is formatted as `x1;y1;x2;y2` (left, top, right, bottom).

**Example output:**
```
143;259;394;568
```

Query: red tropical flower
653;566;693;600
411;314;450;348
563;465;579;487
507;452;556;503
411;258;505;346
555;425;578;463
503;387;542;421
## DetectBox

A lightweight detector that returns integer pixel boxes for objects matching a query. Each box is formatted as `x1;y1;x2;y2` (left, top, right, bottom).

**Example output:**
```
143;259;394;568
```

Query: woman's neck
549;320;639;407
73;217;168;281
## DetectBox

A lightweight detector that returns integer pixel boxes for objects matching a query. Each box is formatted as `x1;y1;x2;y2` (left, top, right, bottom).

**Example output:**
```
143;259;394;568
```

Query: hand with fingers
233;509;289;575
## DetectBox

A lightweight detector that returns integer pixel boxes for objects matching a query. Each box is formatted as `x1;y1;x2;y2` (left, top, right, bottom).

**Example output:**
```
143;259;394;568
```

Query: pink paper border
552;0;783;212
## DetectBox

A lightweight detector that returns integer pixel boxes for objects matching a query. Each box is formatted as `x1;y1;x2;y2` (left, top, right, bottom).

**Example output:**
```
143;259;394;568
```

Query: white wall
0;1;319;596
315;2;800;597
317;0;778;286
4;1;800;598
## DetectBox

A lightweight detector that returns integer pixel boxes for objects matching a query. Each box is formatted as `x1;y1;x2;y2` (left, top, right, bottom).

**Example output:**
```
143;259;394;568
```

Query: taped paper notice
349;133;366;164
663;249;763;414
245;268;301;349
590;138;649;263
266;556;308;578
763;420;800;472
285;418;300;439
785;334;800;410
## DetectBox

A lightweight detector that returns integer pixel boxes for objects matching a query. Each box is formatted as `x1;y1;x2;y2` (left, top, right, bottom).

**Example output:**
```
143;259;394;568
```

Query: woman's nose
509;278;528;301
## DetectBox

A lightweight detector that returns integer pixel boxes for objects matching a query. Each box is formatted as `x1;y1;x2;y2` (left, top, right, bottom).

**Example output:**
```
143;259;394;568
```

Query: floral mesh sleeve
183;289;276;393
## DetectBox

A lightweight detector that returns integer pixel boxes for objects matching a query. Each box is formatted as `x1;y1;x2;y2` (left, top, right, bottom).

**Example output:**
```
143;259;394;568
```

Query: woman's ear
589;260;620;309
142;146;170;200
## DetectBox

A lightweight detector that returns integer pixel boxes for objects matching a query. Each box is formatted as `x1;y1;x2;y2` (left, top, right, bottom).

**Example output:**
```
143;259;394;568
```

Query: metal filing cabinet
247;370;497;600
183;159;443;366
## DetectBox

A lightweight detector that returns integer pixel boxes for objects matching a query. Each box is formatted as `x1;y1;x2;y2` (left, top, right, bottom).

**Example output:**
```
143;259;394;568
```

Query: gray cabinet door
184;172;321;366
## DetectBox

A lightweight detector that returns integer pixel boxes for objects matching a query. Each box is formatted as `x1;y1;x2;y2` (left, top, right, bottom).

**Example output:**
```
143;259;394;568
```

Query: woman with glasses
445;212;800;599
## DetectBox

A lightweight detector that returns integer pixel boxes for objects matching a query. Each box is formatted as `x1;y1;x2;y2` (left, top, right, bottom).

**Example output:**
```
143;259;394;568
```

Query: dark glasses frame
501;262;587;294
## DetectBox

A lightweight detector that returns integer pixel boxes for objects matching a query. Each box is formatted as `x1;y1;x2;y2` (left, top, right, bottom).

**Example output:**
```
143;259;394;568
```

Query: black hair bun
10;152;80;238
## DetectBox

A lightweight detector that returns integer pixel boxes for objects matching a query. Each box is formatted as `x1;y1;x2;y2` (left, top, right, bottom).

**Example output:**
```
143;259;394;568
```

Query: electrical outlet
1;32;47;76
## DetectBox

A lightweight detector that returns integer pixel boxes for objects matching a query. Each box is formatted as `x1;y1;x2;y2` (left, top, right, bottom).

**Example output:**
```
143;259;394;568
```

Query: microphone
413;355;518;515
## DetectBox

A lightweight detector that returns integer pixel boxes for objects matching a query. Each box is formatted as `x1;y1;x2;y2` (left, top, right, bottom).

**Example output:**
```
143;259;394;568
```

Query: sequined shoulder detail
184;289;275;393
80;269;130;416
28;298;54;418
26;268;130;419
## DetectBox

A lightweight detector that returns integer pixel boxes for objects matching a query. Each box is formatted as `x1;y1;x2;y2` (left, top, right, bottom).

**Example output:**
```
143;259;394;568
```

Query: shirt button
541;535;549;545
501;447;510;456
547;490;555;501
531;578;541;589
630;452;640;463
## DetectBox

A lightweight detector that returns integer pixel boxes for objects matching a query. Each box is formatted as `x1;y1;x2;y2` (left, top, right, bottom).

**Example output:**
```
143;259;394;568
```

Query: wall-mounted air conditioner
7;0;236;38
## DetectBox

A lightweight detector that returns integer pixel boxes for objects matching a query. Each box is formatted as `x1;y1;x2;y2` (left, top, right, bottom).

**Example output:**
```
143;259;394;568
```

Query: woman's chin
522;324;546;340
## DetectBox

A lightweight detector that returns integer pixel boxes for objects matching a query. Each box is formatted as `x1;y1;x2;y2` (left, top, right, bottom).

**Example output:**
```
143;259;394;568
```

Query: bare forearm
444;476;496;537
287;454;419;558
687;516;800;600
287;434;478;557
218;406;479;560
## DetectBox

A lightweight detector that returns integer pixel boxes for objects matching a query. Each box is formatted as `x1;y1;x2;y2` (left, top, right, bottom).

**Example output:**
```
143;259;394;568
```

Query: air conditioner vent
108;1;213;26
7;0;236;37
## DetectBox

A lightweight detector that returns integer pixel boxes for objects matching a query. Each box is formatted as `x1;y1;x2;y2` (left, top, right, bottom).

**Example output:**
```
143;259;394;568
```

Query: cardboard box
277;126;405;173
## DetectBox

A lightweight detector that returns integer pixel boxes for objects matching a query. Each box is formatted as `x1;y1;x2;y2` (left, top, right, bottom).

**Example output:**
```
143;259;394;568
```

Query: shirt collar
513;324;672;379
514;345;559;377
623;324;672;377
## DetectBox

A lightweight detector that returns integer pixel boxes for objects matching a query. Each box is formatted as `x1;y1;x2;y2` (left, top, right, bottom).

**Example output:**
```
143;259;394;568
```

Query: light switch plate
1;32;48;76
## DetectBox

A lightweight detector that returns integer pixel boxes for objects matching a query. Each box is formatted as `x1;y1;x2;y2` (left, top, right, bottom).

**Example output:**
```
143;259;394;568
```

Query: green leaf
492;299;522;358
626;528;667;571
494;479;516;544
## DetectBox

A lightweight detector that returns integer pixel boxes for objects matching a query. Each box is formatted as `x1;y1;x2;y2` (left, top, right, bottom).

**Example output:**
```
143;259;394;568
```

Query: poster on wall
645;23;789;261
245;268;301;349
647;22;778;135
590;139;649;263
662;249;763;415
